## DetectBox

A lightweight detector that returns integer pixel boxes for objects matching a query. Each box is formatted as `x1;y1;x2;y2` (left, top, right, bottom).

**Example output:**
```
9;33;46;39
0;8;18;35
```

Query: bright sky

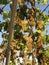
0;1;49;44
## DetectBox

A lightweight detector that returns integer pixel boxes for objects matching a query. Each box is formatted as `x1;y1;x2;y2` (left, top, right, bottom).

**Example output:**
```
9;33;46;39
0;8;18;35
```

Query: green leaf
44;50;49;58
4;20;10;31
14;24;21;32
17;5;27;20
3;11;9;19
0;0;8;5
37;0;40;4
0;23;2;32
0;26;2;32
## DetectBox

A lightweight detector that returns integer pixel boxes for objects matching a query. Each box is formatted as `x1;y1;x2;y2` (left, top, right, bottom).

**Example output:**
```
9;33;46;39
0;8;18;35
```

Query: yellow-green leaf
36;30;42;33
42;0;48;5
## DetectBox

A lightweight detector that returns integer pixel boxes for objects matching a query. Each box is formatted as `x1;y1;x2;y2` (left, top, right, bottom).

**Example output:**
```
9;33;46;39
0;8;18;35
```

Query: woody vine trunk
5;0;16;65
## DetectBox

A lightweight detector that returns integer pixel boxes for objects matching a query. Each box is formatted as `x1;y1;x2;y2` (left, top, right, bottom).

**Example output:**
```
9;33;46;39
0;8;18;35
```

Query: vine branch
42;4;49;13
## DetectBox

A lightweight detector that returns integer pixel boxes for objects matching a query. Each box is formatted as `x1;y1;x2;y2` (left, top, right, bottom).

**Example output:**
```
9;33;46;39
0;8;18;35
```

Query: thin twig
42;4;49;13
